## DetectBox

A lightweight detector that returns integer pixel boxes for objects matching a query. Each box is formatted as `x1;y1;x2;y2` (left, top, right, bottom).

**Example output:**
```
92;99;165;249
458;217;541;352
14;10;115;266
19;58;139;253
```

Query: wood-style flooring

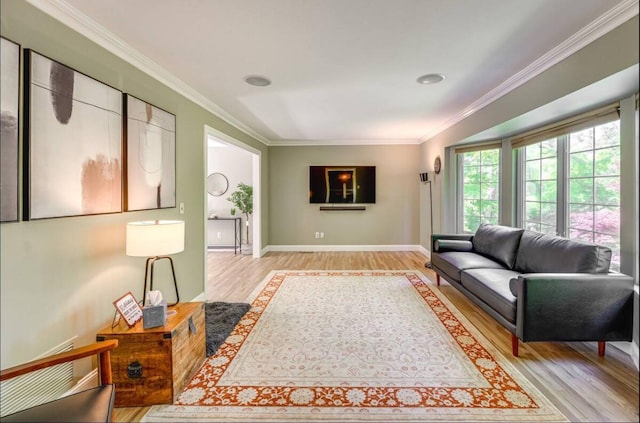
114;251;639;422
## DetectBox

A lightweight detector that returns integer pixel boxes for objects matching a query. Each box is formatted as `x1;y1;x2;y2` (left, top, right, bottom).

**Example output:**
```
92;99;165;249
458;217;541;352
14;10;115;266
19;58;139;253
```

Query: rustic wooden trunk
96;302;206;407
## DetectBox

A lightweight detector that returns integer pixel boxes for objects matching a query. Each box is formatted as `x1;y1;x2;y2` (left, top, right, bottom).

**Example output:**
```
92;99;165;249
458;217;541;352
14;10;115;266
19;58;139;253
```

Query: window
568;121;621;268
515;115;621;271
457;147;501;233
523;139;558;235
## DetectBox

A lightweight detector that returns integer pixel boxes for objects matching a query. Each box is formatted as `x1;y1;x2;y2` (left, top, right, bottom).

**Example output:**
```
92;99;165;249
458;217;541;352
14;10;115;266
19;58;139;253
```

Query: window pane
569;203;594;232
594;146;620;176
526;202;540;222
540;202;556;226
569;178;593;203
595;121;620;148
594;205;620;235
540;139;557;158
569;151;593;177
460;148;500;234
526;181;540;201
463;151;480;166
525;143;540;160
481;200;499;218
595;177;620;206
540;158;556;180
526;160;540;180
525;222;541;232
480;184;498;200
481;150;499;165
540;180;556;202
569;127;593;152
464;183;480;199
464;166;480;183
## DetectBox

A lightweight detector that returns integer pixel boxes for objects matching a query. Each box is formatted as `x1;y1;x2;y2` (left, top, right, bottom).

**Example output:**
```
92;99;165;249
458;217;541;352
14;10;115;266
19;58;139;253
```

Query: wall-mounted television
309;166;376;204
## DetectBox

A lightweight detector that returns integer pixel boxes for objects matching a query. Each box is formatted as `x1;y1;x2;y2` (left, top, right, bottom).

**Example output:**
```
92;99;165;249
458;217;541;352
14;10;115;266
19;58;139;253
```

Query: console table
208;216;241;254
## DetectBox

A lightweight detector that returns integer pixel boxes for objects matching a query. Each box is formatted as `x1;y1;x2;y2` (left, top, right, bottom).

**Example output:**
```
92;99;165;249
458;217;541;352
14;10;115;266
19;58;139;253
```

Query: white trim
25;0;271;146
271;139;423;146
632;341;640;371
266;244;423;252
419;0;639;142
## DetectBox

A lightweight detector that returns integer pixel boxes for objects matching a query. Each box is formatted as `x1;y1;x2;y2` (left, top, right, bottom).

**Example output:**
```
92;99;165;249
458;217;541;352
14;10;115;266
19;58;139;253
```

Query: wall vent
0;338;75;417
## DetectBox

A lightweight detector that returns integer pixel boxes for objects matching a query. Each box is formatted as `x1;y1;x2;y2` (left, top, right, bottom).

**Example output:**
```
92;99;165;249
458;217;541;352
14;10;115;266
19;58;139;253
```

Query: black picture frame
23;49;123;220
124;93;176;211
1;37;21;223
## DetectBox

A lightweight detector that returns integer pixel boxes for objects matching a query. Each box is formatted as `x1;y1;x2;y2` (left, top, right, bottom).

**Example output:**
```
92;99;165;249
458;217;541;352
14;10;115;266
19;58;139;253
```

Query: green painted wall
0;0;268;369
269;144;421;247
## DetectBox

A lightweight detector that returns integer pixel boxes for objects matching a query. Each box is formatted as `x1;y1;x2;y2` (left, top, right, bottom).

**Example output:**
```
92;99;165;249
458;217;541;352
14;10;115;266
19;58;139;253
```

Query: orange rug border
142;270;567;422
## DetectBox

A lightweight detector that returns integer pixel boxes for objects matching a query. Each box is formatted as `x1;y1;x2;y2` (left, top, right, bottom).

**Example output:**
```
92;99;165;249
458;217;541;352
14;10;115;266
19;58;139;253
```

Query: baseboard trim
265;244;424;252
632;341;639;371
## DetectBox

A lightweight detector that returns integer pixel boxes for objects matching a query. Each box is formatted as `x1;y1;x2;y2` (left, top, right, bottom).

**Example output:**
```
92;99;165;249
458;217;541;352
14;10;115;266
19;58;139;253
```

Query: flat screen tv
309;166;376;204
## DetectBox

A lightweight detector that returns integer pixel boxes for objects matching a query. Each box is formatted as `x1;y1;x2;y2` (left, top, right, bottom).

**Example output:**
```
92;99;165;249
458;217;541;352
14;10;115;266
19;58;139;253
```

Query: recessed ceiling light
416;73;445;85
244;75;272;87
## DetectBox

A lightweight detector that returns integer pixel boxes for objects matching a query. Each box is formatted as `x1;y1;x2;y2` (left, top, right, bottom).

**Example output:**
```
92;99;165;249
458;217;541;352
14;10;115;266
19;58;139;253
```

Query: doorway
203;125;262;289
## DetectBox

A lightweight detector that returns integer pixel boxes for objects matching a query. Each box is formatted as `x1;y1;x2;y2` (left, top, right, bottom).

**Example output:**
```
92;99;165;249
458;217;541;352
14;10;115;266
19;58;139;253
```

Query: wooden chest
96;301;205;407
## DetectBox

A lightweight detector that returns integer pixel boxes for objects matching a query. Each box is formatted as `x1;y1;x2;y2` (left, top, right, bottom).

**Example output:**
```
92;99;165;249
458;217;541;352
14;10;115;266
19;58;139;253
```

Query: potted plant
227;182;253;252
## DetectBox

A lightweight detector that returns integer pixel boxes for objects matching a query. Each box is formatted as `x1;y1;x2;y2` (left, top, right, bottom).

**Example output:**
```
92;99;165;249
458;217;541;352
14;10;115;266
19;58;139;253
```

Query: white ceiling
37;0;637;145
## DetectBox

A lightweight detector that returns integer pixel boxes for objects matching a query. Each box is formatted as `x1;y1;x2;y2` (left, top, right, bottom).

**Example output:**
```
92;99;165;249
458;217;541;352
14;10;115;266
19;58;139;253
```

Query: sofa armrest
431;233;474;252
511;273;634;342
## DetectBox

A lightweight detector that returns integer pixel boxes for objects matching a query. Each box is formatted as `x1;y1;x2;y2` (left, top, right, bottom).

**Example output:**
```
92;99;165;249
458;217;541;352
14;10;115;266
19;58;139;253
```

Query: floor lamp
126;220;185;306
419;172;433;268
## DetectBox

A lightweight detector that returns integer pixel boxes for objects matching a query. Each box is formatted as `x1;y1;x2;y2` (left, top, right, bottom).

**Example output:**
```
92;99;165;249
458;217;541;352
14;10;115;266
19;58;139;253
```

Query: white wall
206;141;253;246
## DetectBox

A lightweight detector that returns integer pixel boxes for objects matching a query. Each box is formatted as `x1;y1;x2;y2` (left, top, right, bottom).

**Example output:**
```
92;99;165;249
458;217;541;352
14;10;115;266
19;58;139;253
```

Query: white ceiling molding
271;139;423;147
419;0;639;142
25;0;273;146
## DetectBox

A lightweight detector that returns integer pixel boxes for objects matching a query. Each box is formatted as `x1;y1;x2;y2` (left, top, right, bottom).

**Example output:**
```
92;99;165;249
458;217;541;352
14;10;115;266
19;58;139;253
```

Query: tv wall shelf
319;206;366;211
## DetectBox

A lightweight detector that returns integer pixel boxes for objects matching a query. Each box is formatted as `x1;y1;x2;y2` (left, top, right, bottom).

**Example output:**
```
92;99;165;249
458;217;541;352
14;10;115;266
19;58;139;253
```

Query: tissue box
143;300;167;329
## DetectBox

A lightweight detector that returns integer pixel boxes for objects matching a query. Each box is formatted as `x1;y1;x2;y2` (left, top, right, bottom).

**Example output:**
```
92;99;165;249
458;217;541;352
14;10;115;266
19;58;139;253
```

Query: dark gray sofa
430;223;634;356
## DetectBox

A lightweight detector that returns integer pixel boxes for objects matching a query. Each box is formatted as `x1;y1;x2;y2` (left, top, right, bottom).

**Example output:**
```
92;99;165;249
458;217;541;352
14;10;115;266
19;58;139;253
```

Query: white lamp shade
126;220;185;257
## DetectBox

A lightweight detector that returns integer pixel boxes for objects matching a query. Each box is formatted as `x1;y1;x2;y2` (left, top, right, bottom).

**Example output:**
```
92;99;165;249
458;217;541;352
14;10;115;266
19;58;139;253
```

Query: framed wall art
1;37;21;223
124;94;176;211
23;49;122;220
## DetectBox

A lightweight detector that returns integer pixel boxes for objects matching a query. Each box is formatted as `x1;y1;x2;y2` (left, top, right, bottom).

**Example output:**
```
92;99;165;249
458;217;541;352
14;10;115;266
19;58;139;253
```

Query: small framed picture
113;292;143;327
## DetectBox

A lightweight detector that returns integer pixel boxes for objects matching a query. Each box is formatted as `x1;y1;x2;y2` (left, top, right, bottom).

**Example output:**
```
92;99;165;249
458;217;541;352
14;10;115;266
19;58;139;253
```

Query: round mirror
207;172;229;196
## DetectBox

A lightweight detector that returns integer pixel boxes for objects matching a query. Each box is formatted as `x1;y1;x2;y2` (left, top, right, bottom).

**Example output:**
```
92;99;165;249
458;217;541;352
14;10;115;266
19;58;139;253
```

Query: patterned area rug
143;270;567;422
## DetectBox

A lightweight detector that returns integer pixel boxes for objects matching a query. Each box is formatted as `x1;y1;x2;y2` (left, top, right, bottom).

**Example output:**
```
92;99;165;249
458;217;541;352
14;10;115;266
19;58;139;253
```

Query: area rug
205;302;251;356
143;270;567;422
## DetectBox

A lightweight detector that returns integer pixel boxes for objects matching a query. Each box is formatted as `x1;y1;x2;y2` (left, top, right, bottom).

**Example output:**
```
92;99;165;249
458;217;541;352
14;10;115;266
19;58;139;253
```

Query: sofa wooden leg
512;334;519;357
598;341;606;356
436;274;440;286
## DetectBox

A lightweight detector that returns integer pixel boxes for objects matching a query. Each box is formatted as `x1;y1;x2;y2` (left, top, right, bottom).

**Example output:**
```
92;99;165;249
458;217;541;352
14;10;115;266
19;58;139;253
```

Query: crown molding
269;138;422;146
419;0;639;142
25;0;272;146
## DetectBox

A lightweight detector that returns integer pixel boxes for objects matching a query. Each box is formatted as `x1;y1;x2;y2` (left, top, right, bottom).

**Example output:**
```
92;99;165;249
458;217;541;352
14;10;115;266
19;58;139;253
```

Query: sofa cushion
472;224;524;269
431;252;505;283
461;268;520;323
514;231;612;274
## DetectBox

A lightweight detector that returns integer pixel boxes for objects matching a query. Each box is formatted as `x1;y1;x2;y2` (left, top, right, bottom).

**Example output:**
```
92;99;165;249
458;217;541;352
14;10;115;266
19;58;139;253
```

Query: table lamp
126;220;185;306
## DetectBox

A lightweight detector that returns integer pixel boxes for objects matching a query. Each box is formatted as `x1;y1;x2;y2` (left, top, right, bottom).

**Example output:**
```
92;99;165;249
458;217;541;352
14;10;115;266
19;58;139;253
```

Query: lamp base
142;256;180;307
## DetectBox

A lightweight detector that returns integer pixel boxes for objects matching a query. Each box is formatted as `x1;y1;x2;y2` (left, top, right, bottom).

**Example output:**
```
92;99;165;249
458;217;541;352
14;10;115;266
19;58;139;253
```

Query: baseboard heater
319;206;366;211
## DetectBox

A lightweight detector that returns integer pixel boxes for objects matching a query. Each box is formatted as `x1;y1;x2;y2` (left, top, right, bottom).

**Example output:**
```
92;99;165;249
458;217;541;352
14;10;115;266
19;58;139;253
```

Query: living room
1;1;638;422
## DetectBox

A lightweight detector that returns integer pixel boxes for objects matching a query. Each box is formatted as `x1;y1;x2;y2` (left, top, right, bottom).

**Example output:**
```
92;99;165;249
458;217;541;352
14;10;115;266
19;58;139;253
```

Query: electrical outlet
315;232;320;238
179;203;185;214
320;232;325;238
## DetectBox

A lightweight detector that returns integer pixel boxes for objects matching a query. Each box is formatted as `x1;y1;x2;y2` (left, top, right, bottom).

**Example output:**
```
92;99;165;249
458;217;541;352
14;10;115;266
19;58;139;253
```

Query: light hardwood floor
115;251;639;422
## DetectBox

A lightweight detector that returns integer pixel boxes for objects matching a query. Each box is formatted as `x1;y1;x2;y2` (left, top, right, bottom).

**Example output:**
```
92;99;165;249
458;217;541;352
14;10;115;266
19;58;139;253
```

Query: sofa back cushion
514;231;611;273
472;224;524;269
